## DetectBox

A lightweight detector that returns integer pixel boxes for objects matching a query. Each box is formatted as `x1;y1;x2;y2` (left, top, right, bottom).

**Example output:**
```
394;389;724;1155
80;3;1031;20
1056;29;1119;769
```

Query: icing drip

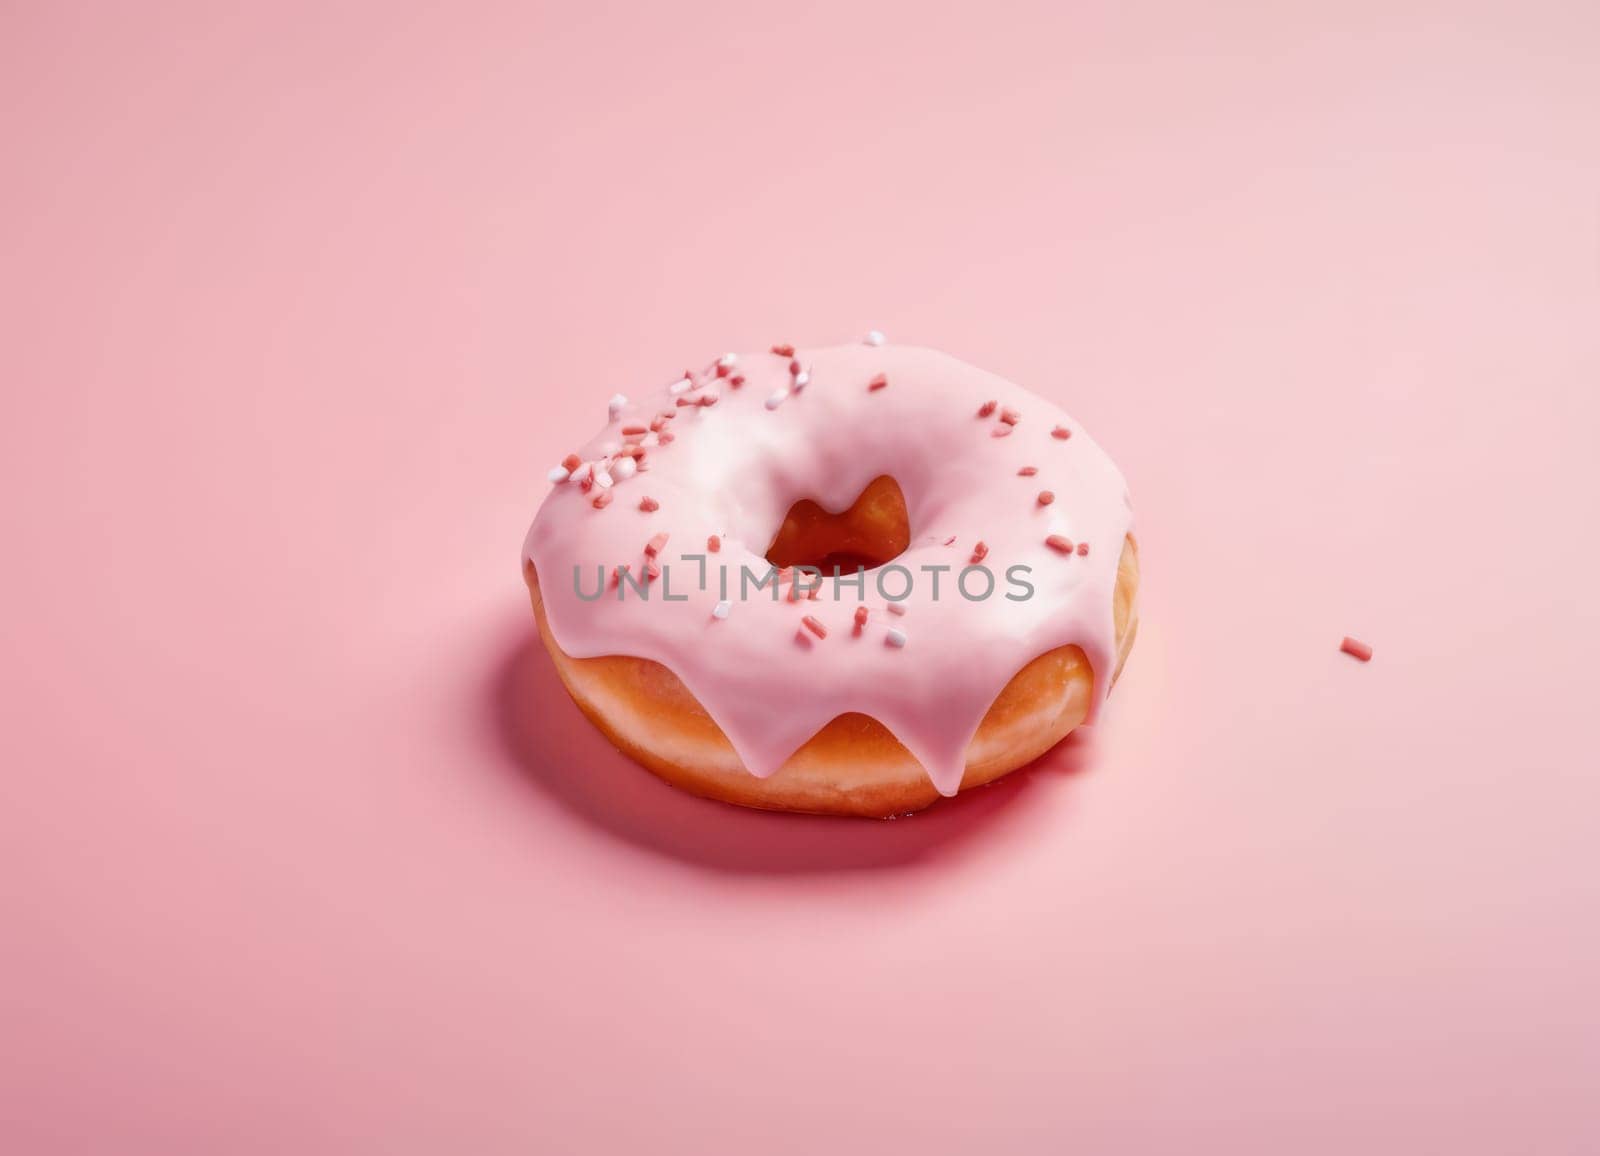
525;344;1134;796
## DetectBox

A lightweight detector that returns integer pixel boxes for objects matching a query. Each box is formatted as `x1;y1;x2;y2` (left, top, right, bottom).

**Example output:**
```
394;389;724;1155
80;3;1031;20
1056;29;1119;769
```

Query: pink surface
2;2;1597;1152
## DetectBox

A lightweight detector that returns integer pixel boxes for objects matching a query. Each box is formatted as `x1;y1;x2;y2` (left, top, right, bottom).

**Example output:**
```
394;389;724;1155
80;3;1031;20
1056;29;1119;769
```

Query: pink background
3;2;1598;1151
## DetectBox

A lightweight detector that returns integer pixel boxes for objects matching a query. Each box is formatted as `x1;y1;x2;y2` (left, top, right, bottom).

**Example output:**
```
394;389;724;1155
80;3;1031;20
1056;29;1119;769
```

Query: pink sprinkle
991;425;1014;438
592;491;612;509
788;358;801;375
1017;465;1038;476
658;409;677;420
657;431;675;445
645;532;669;557
649;416;667;432
622;424;648;436
645;560;660;582
1051;426;1072;440
999;407;1021;426
697;389;719;406
853;606;869;631
561;453;582;471
707;534;721;553
802;615;827;639
613;564;628;586
867;373;889;391
771;343;795;357
977;400;997;418
729;374;745;388
639;496;660;512
970;541;989;563
676;396;693;407
715;362;731;378
1045;534;1074;554
1340;636;1374;662
1076;542;1089;556
1037;491;1055;506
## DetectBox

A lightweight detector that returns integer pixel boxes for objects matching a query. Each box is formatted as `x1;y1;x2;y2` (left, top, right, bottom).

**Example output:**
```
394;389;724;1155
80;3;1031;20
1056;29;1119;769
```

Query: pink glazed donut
522;339;1139;817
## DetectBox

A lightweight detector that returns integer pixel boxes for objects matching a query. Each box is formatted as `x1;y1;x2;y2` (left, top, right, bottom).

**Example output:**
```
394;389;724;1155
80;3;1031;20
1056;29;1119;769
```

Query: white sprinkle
864;329;885;346
885;627;907;648
886;601;907;616
990;424;1014;437
611;456;637;480
593;467;614;489
792;369;811;389
547;466;570;484
765;390;788;410
712;599;731;620
668;376;692;396
717;352;738;370
608;393;628;419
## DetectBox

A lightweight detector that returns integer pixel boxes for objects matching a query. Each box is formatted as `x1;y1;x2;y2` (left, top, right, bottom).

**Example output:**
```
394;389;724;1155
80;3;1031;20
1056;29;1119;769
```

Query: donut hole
764;474;911;573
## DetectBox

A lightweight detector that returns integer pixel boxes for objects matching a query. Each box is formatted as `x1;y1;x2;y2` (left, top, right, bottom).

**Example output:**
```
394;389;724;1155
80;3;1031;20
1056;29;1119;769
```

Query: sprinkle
991;424;1014;437
645;532;669;557
765;390;788;410
788;358;802;375
1045;534;1075;554
886;601;907;616
977;400;997;418
707;534;721;553
676;395;694;407
802;615;827;639
863;329;886;346
1340;636;1374;662
771;343;795;357
649;416;667;432
562;453;582;471
645;560;660;582
668;377;692;396
593;467;614;489
659;409;677;420
1052;426;1072;440
621;424;648;436
571;461;593;486
547;466;571;484
716;353;737;375
712;600;731;620
1076;542;1089;556
608;393;628;419
638;496;660;512
853;606;869;631
619;443;644;458
792;368;811;389
657;430;675;445
1018;465;1038;476
729;373;745;388
697;389;720;407
613;564;629;586
1037;490;1055;506
999;407;1021;426
867;373;889;391
592;490;612;509
970;541;989;563
611;456;638;480
885;628;907;648
637;459;651;472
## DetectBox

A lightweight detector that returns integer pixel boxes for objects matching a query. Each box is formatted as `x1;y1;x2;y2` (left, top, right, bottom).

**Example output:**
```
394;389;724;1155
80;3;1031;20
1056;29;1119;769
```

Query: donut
522;339;1139;817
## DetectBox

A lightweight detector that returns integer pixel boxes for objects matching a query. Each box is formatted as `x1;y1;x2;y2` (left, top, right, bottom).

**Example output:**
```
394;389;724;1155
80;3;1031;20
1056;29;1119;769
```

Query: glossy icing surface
523;343;1134;796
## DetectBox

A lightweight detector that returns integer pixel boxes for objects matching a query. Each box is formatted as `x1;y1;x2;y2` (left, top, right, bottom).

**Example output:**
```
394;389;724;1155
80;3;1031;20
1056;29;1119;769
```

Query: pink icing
522;342;1134;796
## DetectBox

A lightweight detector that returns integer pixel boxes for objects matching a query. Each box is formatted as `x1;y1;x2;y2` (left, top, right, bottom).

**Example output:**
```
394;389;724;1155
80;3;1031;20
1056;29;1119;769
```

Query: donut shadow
487;625;1101;875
